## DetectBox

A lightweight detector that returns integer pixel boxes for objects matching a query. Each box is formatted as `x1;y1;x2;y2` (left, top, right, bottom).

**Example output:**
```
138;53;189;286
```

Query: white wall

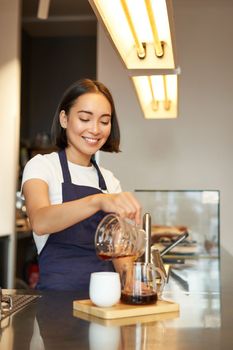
97;0;233;256
0;0;21;286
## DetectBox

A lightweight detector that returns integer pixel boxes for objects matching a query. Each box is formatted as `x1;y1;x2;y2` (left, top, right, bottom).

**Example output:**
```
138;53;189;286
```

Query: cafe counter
1;248;233;350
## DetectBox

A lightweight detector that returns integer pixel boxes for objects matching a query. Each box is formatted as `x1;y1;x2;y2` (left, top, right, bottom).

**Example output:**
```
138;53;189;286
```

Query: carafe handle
154;267;166;300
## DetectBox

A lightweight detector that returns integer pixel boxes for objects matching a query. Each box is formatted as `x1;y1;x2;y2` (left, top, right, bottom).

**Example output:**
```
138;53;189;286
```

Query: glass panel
135;190;220;258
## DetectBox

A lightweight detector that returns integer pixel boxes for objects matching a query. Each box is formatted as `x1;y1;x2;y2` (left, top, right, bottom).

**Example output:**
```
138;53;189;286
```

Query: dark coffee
121;292;157;305
98;253;112;260
98;253;136;260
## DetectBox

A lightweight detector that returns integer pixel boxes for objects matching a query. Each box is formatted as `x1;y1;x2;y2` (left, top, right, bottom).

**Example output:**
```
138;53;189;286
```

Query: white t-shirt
22;152;122;253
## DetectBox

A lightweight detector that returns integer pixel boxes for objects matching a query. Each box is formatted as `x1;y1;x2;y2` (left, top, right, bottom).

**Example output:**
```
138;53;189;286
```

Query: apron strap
58;150;72;183
91;158;107;191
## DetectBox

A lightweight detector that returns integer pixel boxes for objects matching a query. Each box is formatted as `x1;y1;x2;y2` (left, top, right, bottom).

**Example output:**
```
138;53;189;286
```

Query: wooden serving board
73;299;179;320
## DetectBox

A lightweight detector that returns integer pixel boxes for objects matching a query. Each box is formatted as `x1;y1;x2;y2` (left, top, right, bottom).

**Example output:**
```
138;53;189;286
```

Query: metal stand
143;213;151;263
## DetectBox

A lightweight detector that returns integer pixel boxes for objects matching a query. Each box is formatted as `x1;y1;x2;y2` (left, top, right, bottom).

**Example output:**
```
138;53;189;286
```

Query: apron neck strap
58;150;107;191
58;149;72;183
91;158;107;191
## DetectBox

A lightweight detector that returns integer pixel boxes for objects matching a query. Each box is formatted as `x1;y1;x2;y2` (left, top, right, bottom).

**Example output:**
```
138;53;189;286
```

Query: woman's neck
65;147;92;167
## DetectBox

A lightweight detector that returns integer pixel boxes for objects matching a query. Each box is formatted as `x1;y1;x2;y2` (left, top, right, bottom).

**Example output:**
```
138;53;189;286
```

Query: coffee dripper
95;213;189;304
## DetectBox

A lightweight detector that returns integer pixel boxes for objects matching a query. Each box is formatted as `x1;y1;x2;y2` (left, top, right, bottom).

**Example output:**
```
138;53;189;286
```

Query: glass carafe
95;214;146;261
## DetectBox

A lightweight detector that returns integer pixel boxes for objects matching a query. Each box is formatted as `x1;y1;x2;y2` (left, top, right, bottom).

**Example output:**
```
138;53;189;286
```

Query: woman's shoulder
25;152;59;168
22;152;61;185
32;151;59;161
99;166;122;193
99;166;115;178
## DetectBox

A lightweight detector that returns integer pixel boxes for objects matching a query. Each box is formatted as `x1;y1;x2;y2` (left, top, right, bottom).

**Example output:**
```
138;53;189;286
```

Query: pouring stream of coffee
160;232;189;257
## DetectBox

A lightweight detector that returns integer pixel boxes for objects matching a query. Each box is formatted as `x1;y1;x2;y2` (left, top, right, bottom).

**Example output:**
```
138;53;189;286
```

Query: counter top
1;248;233;350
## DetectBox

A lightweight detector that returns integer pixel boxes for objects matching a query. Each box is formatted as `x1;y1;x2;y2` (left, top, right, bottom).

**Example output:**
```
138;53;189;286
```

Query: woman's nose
90;121;100;134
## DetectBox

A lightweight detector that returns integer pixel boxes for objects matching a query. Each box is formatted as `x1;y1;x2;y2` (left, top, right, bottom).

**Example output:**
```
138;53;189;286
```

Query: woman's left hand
96;192;142;225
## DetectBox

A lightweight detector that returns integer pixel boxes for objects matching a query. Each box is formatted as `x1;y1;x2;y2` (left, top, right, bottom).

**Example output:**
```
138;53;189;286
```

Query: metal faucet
142;213;167;279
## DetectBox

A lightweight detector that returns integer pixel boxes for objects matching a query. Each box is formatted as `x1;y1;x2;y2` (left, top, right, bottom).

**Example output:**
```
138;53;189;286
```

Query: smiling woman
21;78;142;292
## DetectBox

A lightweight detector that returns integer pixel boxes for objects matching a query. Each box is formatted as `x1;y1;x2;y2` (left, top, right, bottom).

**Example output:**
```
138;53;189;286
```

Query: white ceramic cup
89;272;121;308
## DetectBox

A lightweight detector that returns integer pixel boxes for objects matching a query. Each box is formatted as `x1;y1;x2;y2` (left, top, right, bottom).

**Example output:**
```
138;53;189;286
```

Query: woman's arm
23;179;141;235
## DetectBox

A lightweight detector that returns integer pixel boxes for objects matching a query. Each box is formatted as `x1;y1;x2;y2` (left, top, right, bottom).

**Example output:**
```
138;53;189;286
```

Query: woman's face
60;92;112;164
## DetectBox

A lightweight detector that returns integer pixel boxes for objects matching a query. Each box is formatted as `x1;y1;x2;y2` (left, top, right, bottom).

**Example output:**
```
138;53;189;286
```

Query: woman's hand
96;192;142;225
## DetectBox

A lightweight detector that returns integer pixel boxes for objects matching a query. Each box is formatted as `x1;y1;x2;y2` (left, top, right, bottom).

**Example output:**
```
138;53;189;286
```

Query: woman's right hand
96;192;142;225
23;178;142;235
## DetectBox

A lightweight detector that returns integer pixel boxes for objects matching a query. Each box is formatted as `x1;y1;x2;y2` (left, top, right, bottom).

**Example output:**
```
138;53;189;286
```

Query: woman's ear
59;110;67;129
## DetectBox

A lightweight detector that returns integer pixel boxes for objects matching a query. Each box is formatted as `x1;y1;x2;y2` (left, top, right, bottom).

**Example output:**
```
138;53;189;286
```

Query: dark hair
51;78;120;152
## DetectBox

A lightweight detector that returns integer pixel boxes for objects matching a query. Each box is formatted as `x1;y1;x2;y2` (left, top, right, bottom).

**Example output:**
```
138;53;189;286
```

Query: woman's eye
100;118;111;125
79;118;89;122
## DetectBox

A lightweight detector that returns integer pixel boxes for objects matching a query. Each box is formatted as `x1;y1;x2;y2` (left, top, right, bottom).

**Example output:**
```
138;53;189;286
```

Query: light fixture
131;73;178;119
37;0;51;20
89;0;177;70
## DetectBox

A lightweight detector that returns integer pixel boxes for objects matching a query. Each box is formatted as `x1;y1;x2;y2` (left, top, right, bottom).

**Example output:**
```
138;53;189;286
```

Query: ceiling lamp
89;0;177;70
37;0;51;20
131;73;178;119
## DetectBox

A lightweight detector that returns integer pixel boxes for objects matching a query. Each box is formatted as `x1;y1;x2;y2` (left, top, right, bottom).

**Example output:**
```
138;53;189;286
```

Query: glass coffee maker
95;214;166;305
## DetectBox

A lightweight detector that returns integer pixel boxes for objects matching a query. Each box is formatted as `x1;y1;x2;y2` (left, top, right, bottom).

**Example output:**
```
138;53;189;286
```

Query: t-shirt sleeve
21;154;51;189
111;178;122;193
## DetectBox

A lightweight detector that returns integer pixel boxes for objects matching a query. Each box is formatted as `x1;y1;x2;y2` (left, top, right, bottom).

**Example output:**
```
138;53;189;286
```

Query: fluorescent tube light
89;0;177;70
132;73;178;119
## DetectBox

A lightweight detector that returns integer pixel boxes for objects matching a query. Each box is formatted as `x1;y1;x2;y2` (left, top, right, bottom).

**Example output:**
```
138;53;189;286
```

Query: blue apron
37;149;114;291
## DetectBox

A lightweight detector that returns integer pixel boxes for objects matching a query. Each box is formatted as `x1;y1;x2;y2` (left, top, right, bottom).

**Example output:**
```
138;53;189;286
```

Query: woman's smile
82;136;100;145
